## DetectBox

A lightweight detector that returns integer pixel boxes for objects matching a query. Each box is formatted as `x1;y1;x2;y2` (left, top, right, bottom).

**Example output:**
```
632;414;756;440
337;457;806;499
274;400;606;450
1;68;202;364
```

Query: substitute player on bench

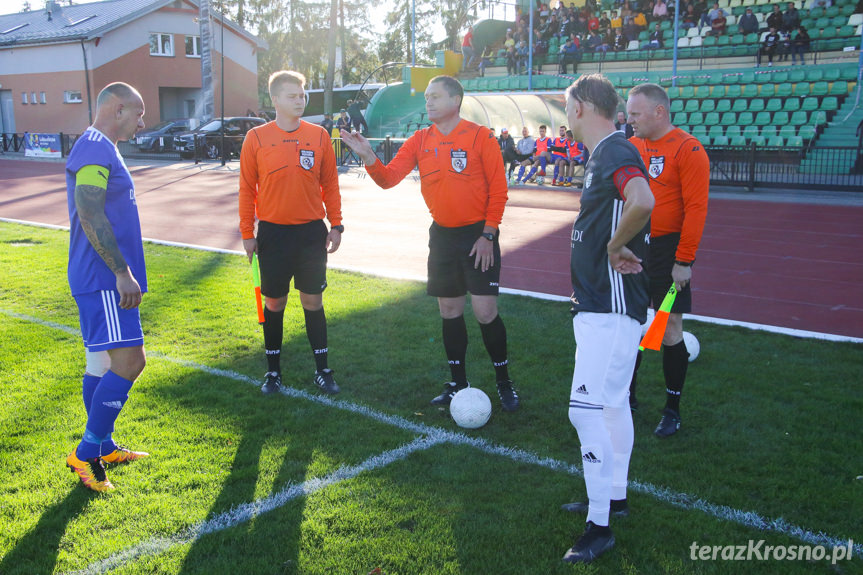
239;70;344;396
65;82;150;492
626;83;710;437
341;75;519;412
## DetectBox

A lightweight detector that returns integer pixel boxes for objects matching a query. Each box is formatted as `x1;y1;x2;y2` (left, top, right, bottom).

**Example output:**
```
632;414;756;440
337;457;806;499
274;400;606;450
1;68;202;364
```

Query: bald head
93;82;145;143
96;82;142;109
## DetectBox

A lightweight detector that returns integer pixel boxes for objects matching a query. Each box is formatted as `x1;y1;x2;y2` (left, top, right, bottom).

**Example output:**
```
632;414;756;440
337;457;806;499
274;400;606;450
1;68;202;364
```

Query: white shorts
570;312;641;409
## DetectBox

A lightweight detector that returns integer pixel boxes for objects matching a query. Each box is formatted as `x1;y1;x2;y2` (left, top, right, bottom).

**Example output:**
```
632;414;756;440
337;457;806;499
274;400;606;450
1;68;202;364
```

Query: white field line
3;216;862;343
63;435;446;575
4;308;862;565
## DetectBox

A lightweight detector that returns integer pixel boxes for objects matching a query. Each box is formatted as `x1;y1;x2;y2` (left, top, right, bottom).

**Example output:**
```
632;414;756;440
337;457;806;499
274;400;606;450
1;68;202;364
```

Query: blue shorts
74;290;144;351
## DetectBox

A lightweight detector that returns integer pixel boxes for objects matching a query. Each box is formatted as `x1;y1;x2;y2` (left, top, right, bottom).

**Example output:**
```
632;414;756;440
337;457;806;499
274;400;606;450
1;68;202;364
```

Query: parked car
133;119;195;152
174;116;266;160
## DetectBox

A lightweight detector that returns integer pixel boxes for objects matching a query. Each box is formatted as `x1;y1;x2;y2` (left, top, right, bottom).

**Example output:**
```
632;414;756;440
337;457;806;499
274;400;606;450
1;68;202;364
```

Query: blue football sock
554;165;559;180
517;166;525;181
77;370;133;460
82;373;101;413
539;156;548;173
526;167;537;180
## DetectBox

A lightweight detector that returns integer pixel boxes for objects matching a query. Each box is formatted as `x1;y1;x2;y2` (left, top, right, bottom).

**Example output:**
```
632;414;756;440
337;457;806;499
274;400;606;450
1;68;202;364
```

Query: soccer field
1;221;861;575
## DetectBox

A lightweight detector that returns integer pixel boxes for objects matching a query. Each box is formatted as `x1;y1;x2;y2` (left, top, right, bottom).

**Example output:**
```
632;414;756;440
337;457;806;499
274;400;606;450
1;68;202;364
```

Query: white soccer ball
682;331;700;362
450;387;492;429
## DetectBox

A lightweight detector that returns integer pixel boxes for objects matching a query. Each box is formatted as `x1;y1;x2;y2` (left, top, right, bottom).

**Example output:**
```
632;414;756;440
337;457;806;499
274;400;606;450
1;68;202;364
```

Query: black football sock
442;316;468;385
304;307;328;372
663;340;689;414
479;314;510;381
610;498;628;512
629;349;643;401
263;307;284;374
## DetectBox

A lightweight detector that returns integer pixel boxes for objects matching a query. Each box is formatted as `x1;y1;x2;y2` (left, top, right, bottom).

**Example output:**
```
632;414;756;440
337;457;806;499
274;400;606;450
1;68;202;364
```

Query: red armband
613;166;645;199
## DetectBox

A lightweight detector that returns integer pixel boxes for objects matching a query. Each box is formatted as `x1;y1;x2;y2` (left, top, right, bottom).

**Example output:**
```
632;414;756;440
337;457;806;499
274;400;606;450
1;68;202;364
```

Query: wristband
331;225;344;233
481;232;495;241
675;260;693;267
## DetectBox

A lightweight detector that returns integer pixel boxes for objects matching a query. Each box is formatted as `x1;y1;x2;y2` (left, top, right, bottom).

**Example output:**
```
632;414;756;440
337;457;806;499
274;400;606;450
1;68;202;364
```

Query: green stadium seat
680;86;696;99
772;71;789;84
670;100;685;113
744;33;759;45
767;136;785;146
730;135;748;146
812;111;828;125
788;69;807;83
786;135;804;147
673;112;688;125
749;135;766;146
839;66;858;81
799;125;817;139
716;99;732;112
776;83;793;98
696;134;711;146
742;84;759;98
754;72;772;84
760;84;776;98
829;81;849;95
749;99;766;113
726;125;742;138
712;135;730;145
822;68;841;83
692;74;710;86
841;3;856;16
678;76;694;87
692;86;709;99
711;85;727;98
738;111;754;125
807;69;824;82
708;125;725;138
831;14;846;26
667;86;681;99
720;111;737;125
754;111;772;126
821;96;839;111
725;86;743;100
704;112;721;126
743;125;760;139
827;5;840;17
838;25;855;37
732;99;749;113
790;111;809;125
794;82;810;97
692;125;708;137
765;98;783;112
717;35;731;46
723;72;740;85
811;82;829;96
685;99;700;113
815;17;831;29
779;125;797;138
782;98;801;112
689;112;705;125
701;99;716;113
772;111;790;125
761;125;778;139
800;97;819;111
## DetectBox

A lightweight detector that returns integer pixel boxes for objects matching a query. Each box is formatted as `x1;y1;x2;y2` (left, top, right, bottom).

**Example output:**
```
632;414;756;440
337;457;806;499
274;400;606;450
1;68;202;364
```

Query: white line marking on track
4;308;861;569
3;217;860;343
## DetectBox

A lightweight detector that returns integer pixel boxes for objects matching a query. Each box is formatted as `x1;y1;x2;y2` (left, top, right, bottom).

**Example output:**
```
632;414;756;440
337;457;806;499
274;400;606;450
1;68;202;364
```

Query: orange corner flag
639;284;677;351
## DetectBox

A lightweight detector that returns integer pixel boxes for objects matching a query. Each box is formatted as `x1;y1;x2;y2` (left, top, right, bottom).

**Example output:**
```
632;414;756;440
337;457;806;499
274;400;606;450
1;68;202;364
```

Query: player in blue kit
65;82;149;492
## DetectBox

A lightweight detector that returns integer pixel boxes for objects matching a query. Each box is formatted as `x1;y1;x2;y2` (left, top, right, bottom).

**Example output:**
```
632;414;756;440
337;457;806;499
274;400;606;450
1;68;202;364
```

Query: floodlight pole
220;0;226;166
411;0;416;65
671;0;680;87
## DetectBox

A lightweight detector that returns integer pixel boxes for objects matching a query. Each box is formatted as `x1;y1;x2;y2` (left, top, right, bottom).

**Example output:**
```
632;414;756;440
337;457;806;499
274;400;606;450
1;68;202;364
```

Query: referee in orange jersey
341;75;519;412
626;83;710;437
239;70;344;396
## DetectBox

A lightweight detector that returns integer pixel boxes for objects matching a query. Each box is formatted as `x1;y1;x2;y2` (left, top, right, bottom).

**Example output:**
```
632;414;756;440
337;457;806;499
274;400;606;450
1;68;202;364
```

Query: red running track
1;158;861;338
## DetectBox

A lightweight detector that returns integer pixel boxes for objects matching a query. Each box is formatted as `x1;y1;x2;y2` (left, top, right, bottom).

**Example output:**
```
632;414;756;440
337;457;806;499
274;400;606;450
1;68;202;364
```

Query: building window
149;32;174;56
21;92;28;104
40;91;47;104
31;92;37;103
185;35;201;57
64;90;83;103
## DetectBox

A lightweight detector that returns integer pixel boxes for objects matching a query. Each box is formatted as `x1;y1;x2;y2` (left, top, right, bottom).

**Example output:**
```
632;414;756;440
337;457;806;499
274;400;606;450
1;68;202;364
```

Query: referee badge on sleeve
451;149;467;173
300;149;315;170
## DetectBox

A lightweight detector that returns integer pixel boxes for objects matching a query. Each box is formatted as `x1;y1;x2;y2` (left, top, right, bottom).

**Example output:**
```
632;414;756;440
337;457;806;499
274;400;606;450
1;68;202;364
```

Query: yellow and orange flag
639;284;677;351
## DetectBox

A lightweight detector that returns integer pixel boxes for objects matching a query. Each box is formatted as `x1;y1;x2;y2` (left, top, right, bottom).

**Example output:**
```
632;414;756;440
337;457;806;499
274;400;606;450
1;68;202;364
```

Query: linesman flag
251;252;265;324
639;284;677;351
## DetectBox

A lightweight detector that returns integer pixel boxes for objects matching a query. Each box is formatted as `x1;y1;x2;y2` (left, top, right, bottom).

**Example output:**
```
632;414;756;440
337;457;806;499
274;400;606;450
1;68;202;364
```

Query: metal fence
4;132;861;191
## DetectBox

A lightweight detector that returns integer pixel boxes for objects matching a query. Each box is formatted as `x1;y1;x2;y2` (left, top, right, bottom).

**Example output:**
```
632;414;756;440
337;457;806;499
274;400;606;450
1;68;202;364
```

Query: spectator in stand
615;111;635;138
504;29;516;50
599;11;611;36
633;9;648;31
613;28;628;50
681;4;699;28
700;2;728;30
477;47;495;77
791;25;810;64
516;40;529;74
586;28;610;52
462;26;476;71
653;0;668;21
738;7;759;35
511;126;535;181
587;12;600;32
573;13;589;36
320;113;334;134
648;22;664;47
778;29;793;61
335;109;351;134
766;5;784;32
506;45;519;75
783;2;801;31
559;36;582;73
558;12;574;38
610;10;623;31
760;26;781;66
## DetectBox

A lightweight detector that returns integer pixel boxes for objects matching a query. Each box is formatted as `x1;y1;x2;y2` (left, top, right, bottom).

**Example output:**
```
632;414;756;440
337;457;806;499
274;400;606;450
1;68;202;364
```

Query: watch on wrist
675;259;693;267
481;232;495;241
331;225;344;233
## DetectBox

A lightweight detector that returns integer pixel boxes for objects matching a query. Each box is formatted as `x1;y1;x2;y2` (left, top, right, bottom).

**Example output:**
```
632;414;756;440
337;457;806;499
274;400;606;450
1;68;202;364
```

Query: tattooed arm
74;183;142;309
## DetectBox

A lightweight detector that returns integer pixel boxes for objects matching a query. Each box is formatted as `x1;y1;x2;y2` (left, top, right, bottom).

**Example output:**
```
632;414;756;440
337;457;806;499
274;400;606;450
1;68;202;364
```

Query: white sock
604;405;634;501
569;405;613;526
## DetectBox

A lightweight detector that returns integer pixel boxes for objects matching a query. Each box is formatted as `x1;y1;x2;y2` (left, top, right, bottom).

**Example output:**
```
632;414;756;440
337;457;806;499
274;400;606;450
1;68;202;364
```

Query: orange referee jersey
365;119;508;228
239;120;341;240
629;127;709;263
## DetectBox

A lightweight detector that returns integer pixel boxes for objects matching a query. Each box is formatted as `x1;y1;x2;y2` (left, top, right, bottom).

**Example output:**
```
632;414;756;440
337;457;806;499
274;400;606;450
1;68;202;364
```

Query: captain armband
75;164;110;190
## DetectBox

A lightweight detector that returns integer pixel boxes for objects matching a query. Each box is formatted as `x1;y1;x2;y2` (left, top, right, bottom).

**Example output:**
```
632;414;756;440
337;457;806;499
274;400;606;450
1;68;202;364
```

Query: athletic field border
3;216;861;344
2;306;861;575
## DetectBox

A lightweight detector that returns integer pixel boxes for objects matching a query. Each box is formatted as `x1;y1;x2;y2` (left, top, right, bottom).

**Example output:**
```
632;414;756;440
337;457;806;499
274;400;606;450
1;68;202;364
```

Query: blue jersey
66;127;147;296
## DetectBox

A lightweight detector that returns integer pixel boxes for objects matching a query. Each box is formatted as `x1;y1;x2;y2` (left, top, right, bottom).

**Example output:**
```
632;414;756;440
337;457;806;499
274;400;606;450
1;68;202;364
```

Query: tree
378;0;436;65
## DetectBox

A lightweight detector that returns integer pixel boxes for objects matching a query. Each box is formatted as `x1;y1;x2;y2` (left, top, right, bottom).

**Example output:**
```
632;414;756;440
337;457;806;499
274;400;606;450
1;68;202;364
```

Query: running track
1;158;861;339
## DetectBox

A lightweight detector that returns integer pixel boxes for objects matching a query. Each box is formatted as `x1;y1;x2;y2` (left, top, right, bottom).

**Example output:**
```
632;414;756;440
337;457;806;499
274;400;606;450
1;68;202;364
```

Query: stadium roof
0;0;265;48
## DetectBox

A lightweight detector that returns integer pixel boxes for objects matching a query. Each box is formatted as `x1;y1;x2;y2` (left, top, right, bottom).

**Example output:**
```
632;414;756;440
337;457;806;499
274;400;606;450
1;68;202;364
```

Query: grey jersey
570;131;651;324
516;136;535;155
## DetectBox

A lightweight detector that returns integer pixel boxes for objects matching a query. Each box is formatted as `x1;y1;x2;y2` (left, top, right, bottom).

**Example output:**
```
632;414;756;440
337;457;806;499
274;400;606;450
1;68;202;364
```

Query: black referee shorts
427;221;501;298
257;220;328;298
648;232;692;314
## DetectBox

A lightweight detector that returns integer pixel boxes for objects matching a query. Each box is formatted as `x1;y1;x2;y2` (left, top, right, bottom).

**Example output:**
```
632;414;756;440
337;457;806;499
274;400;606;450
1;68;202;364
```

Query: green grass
0;221;861;575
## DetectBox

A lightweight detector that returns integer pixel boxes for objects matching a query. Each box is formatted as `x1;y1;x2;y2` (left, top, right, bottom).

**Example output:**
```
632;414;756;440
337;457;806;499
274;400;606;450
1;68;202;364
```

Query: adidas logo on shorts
582;451;601;464
575;384;588;395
